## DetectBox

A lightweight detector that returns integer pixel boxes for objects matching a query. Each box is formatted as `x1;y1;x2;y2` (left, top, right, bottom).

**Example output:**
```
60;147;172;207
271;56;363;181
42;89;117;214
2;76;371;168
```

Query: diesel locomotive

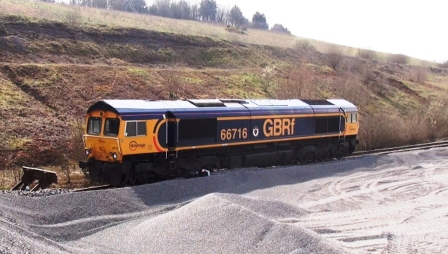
78;99;359;186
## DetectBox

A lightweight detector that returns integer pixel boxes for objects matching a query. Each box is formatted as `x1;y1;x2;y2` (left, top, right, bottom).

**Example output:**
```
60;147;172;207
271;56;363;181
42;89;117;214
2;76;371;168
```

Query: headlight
111;152;118;160
85;149;90;156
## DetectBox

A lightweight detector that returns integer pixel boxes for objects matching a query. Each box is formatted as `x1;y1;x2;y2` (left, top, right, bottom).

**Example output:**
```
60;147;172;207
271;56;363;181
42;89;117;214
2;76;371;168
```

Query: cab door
166;111;178;150
345;112;359;136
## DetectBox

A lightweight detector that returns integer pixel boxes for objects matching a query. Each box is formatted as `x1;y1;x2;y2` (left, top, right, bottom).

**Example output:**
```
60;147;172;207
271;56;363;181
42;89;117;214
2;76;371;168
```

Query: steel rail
351;140;448;157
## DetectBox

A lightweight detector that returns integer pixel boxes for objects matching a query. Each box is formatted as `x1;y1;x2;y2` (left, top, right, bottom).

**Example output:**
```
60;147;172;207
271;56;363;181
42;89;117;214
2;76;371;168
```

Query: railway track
72;184;112;192
351;140;448;157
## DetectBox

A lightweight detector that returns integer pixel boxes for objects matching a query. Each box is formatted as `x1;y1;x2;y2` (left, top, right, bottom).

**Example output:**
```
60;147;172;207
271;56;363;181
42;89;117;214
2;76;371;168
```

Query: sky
212;0;447;63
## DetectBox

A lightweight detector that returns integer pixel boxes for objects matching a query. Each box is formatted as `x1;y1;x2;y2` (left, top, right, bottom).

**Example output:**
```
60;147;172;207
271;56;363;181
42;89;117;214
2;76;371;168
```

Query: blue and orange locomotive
79;99;359;186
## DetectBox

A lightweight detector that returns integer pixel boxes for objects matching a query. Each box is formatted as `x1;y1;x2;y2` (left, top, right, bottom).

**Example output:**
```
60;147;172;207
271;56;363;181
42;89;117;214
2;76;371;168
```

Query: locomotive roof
87;99;358;119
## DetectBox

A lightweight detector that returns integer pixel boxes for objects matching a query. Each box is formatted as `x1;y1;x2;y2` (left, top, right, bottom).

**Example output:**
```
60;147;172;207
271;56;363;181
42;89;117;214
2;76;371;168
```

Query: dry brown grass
0;0;436;68
358;99;448;150
0;167;21;190
0;0;298;48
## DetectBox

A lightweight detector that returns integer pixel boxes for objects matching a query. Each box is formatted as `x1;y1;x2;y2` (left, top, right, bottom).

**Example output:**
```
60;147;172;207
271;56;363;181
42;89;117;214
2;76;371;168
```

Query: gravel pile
0;157;356;253
67;193;341;253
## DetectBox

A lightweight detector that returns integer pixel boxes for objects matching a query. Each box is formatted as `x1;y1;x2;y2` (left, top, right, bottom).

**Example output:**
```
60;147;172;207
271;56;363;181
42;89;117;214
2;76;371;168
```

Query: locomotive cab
83;111;122;164
79;100;170;186
80;110;124;185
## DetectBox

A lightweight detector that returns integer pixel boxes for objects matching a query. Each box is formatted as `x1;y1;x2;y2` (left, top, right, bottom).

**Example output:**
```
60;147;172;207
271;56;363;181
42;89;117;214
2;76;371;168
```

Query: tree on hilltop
199;0;217;22
216;5;228;23
228;5;246;26
171;0;191;19
251;12;268;29
271;24;290;34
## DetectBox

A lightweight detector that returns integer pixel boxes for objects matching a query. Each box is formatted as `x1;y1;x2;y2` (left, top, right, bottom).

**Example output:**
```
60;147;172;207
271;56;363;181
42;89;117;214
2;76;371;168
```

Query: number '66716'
220;128;248;140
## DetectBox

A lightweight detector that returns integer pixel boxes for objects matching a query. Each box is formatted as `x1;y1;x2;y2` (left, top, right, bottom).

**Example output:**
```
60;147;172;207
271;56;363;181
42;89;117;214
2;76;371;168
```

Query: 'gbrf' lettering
263;118;295;137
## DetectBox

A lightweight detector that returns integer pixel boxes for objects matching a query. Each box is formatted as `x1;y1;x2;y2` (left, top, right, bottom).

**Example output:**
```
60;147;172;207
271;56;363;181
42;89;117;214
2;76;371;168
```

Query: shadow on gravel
131;154;386;207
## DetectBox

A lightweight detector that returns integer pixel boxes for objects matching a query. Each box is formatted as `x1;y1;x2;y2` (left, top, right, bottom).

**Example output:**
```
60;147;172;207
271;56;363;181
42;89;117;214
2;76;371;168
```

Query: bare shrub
0;168;21;190
388;54;408;64
67;118;86;162
357;49;376;60
359;113;403;150
19;140;67;167
426;99;448;139
276;63;316;99
260;65;277;97
343;58;368;76
0;170;8;190
333;72;370;106
402;109;434;143
0;136;30;189
64;117;86;182
270;24;291;34
408;66;427;83
61;159;71;184
358;104;443;150
326;45;344;70
225;26;246;35
65;7;82;27
438;60;448;68
0;138;22;189
165;67;182;99
293;40;316;52
358;113;427;150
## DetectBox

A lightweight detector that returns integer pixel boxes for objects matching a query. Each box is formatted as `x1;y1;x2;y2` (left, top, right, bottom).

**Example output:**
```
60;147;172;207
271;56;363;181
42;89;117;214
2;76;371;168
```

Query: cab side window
351;113;357;123
126;121;147;137
347;113;358;123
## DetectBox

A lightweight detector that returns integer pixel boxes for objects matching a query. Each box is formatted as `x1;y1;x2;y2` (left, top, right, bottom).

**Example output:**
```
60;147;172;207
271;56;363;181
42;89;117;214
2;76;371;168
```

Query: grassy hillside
1;0;448;188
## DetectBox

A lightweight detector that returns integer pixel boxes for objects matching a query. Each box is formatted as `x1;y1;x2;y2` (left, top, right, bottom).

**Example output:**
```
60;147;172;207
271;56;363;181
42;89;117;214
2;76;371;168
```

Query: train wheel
336;147;348;160
127;172;137;185
178;168;189;178
348;144;356;154
105;164;122;187
300;151;314;165
89;166;100;183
